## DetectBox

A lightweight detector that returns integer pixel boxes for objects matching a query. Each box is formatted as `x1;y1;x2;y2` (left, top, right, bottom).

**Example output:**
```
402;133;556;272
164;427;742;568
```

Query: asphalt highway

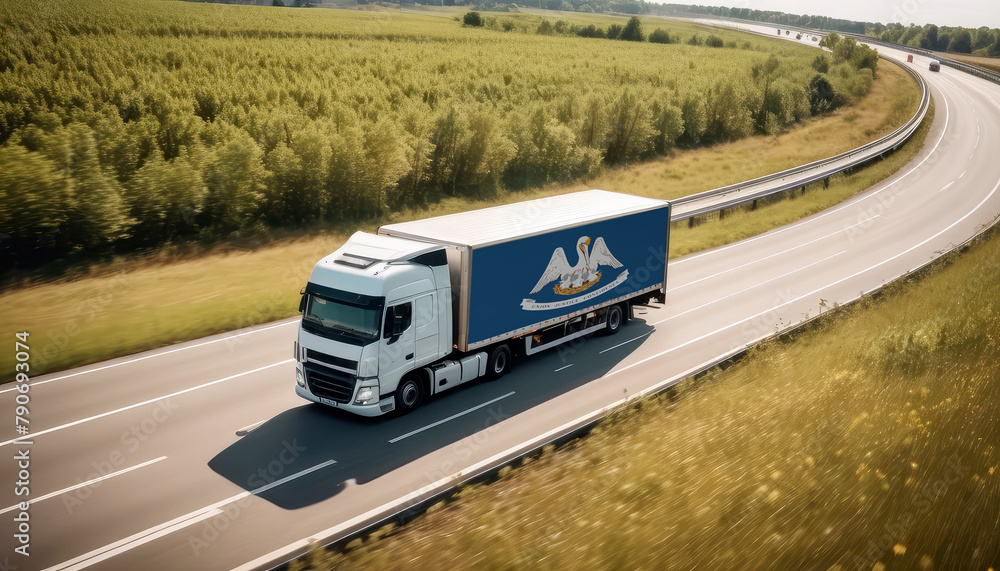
2;34;999;571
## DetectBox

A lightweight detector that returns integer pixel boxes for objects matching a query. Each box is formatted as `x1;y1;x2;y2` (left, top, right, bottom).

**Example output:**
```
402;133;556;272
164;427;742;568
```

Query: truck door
380;301;416;390
413;293;438;366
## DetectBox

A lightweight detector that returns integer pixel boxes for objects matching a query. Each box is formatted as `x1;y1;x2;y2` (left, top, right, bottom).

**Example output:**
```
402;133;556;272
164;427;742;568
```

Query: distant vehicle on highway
293;190;671;416
929;60;941;72
907;54;914;63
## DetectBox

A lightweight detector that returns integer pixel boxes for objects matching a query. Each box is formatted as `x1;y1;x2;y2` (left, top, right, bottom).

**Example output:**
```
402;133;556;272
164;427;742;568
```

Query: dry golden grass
936;52;1000;74
294;201;1000;571
0;58;921;377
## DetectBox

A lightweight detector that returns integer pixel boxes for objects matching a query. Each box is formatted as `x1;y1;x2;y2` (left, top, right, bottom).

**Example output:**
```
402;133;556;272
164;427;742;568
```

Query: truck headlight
296;368;306;388
354;379;380;405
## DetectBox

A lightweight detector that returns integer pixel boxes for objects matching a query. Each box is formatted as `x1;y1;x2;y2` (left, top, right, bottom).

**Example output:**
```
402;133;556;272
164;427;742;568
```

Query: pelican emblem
529;236;623;296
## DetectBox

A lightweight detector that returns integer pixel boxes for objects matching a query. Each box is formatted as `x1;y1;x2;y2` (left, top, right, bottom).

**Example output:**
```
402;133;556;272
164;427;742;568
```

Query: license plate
319;397;339;407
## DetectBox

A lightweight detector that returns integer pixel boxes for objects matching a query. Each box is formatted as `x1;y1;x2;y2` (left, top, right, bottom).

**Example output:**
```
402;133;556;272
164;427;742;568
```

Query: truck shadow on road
208;320;654;510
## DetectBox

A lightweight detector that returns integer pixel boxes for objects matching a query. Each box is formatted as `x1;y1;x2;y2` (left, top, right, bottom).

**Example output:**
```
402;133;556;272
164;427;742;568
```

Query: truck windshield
303;295;382;344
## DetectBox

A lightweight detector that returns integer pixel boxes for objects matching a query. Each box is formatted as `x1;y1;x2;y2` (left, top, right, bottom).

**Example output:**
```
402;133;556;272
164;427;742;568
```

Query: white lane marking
236;418;270;436
0;360;294;448
940;181;956;192
674;88;950;266
610;173;1000;382
389;392;516;444
0;456;167;516
599;331;653;354
0;320;298;395
554;364;573;372
654;251;848;325
670;218;873;292
46;459;337;571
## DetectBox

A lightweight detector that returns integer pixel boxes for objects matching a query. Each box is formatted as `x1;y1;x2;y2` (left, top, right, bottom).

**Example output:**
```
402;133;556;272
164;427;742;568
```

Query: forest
0;1;876;273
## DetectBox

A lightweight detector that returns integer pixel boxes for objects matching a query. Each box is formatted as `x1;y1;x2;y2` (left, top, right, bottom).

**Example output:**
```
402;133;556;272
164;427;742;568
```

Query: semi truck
294;189;671;416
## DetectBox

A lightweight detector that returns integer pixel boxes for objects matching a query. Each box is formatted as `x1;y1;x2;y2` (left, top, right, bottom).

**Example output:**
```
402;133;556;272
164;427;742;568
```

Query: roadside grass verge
292;197;1000;571
0;58;923;377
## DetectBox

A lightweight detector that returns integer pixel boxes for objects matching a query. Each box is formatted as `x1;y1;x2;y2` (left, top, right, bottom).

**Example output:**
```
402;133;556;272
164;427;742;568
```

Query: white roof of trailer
379;190;668;248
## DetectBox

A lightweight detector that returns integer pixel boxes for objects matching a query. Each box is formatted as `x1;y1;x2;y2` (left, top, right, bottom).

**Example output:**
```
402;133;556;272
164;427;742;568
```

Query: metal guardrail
670;52;930;222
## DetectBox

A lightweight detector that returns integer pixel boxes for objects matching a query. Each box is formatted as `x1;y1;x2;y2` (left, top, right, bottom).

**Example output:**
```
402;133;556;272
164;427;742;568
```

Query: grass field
291;187;1000;571
0;50;923;378
937;52;1000;74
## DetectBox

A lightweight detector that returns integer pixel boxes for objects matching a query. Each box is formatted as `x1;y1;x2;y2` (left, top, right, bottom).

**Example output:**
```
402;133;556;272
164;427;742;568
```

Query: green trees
820;31;879;79
128;153;206;242
619;17;644;42
0;146;66;256
0;0;843;271
948;29;972;54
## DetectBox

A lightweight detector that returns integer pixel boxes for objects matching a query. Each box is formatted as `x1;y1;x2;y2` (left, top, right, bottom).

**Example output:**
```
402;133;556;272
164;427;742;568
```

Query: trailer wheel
487;344;512;380
604;304;624;336
395;373;425;414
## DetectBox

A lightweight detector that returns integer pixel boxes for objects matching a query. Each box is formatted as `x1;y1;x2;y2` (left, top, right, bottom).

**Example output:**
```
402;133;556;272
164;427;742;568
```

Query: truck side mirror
392;314;405;336
298;289;307;313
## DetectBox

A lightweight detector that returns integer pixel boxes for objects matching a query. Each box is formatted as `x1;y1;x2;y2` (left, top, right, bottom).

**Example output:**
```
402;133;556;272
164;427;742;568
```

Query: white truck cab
295;232;452;416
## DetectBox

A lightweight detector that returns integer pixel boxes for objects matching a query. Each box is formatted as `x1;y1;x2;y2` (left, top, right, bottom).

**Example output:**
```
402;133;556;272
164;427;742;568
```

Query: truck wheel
487;344;512;380
604;304;624;336
395;373;425;414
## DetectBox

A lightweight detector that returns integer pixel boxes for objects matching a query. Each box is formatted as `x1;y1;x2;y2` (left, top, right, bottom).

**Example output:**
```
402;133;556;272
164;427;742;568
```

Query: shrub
687;34;702;46
649;28;672;44
463;11;483;27
606;23;623;40
811;54;829;73
705;35;724;48
576;24;604;39
808;74;836;114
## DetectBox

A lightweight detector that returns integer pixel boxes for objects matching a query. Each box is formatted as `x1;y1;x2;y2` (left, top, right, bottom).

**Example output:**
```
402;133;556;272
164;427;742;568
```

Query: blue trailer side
465;205;670;348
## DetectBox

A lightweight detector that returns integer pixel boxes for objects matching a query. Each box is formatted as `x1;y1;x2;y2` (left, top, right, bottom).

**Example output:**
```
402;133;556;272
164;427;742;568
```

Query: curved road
2;34;1000;571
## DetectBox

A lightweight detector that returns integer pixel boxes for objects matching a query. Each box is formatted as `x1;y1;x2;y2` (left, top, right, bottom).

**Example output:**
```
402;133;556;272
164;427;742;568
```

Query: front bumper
295;384;394;417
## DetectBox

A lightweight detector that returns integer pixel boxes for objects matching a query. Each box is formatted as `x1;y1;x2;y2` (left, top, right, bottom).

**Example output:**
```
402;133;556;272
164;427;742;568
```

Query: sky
667;0;1000;30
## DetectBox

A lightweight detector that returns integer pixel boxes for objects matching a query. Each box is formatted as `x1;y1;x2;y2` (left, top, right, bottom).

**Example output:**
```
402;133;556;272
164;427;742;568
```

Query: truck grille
306;349;358;373
305;363;355;404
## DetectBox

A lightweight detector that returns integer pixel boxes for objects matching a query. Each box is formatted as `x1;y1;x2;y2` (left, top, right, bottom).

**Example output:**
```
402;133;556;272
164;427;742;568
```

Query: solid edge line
0;360;293;448
0;456;168;515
